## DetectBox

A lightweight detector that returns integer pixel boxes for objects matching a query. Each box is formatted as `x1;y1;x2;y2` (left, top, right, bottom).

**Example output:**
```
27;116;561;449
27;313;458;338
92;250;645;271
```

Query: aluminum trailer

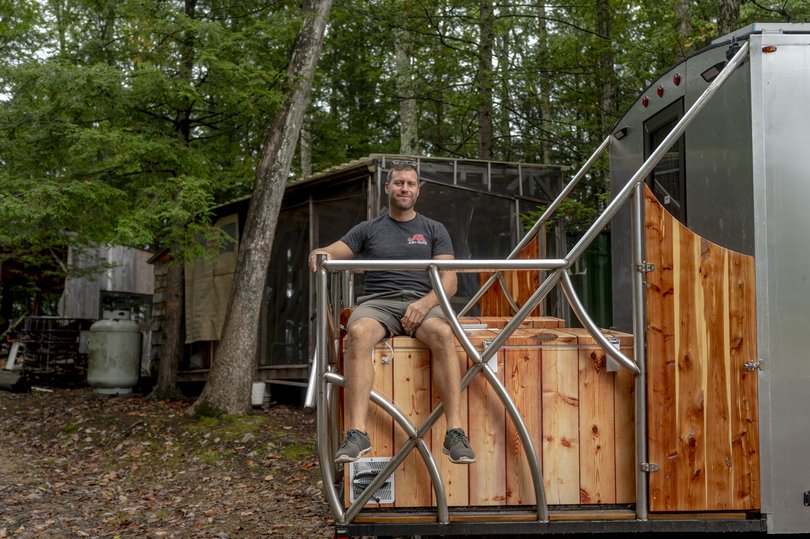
610;22;810;535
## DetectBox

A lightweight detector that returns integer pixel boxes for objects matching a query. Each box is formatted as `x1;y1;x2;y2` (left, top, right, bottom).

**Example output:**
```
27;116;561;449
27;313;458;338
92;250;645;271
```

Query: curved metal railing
310;39;750;527
316;258;573;525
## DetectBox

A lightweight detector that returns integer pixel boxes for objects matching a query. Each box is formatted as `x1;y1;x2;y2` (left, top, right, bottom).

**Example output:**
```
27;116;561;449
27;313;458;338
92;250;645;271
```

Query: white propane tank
87;319;141;395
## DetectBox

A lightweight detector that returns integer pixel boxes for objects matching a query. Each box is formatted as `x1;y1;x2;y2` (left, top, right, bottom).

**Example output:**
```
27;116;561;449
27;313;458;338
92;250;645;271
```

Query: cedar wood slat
576;328;617;504
467;349;507;505
393;342;432;507
613;331;637;503
646;186;679;510
504;334;544;505
703;241;733;509
728;252;761;508
541;329;582;505
431;345;471;507
677;224;708;510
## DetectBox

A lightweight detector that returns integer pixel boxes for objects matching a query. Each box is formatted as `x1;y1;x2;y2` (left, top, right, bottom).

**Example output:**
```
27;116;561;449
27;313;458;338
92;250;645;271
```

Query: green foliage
0;0;302;290
741;0;810;23
521;191;612;235
1;0;806;305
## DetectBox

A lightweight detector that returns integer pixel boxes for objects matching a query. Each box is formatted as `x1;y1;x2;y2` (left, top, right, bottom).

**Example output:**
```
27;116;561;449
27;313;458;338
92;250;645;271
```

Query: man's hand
401;297;432;332
307;241;354;273
308;249;330;272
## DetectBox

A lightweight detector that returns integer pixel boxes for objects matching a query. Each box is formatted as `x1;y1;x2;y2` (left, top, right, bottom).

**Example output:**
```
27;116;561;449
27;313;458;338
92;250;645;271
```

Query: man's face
386;169;420;211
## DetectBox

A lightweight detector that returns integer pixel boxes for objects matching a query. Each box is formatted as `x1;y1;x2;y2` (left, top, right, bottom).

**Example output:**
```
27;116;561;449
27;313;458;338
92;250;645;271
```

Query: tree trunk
596;0;617;136
717;0;740;37
675;0;691;50
476;0;494;160
395;27;417;155
536;3;552;164
156;259;183;397
156;0;196;399
300;119;312;178
189;0;333;415
496;9;512;161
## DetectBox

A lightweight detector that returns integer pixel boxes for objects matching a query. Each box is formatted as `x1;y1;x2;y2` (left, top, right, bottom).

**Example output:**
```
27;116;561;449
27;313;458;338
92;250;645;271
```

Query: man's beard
390;194;416;211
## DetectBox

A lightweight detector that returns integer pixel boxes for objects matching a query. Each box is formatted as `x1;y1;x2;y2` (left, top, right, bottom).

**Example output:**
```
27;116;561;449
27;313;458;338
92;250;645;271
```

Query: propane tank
87;319;141;395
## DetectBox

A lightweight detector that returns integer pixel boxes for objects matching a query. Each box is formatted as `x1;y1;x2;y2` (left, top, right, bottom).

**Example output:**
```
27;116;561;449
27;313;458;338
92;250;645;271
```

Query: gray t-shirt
341;212;454;295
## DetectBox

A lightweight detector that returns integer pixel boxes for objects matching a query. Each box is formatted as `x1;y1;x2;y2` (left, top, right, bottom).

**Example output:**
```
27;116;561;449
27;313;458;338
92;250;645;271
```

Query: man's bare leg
416;318;475;463
415;318;462;429
343;317;387;432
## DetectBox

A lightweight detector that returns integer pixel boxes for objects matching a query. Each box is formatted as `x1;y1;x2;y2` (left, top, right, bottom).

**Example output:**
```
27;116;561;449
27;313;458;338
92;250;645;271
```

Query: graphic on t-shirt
407;233;428;245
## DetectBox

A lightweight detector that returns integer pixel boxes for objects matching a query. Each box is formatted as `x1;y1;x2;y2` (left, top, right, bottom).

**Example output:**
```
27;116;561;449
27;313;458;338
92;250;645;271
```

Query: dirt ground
0;386;334;538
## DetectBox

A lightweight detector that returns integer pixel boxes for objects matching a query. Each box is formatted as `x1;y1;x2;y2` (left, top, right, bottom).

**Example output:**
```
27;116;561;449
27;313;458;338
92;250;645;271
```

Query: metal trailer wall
610;39;755;333
610;24;810;533
749;30;810;534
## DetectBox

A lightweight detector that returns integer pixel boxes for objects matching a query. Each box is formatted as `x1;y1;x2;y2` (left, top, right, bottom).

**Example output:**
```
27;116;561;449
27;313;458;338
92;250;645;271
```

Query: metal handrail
323;372;449;523
312;39;751;529
459;135;613;317
324;259;567;272
567;40;750;263
561;272;638;374
316;257;561;524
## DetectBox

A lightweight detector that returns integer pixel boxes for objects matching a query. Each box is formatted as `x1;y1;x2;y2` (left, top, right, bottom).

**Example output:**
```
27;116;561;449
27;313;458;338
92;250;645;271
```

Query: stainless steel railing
309;38;750;527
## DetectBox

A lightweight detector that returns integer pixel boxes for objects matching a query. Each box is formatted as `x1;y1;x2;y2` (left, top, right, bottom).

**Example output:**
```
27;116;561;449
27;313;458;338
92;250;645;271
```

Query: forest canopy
0;0;806;294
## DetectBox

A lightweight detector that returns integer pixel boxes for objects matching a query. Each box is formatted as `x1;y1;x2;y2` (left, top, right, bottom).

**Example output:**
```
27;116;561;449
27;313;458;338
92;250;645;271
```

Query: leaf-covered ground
0;388;333;538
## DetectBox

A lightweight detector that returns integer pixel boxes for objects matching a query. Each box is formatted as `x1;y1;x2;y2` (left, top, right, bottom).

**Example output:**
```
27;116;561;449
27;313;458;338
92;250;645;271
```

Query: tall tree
596;0;618;136
494;11;514;161
476;1;494;159
395;23;418;154
300;121;313;177
675;0;692;48
717;0;741;36
0;0;299;397
190;0;333;415
536;5;553;164
156;0;198;398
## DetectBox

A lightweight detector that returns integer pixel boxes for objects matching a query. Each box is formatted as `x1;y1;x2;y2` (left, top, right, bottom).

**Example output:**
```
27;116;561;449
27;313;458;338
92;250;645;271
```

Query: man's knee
418;319;455;349
433;321;455;342
345;318;385;354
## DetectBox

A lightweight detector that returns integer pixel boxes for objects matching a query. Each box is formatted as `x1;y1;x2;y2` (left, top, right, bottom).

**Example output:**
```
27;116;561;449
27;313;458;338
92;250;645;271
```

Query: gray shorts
348;290;446;337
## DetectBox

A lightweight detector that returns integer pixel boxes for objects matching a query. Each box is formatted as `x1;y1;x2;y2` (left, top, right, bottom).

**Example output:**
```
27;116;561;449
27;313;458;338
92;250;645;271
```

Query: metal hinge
744;359;764;371
641;462;659;473
636;262;655;273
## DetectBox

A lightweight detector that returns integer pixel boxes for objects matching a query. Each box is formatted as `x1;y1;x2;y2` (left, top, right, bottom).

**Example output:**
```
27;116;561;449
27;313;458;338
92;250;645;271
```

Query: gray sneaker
443;428;475;464
335;429;371;463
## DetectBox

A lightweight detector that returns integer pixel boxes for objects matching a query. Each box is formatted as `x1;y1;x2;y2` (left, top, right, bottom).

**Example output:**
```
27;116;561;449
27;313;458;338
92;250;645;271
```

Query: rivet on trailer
309;22;810;537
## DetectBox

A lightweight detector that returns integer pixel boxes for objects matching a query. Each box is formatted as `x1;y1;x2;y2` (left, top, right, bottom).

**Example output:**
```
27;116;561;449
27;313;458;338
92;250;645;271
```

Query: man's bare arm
308;240;355;272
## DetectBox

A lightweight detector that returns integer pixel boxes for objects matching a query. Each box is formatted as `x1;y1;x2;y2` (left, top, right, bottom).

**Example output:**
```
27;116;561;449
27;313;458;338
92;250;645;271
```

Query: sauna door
644;186;760;512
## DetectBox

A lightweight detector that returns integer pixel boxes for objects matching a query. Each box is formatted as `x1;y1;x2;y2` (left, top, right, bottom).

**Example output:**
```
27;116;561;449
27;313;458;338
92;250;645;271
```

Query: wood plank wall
478;236;543;316
644;185;760;512
343;320;636;509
